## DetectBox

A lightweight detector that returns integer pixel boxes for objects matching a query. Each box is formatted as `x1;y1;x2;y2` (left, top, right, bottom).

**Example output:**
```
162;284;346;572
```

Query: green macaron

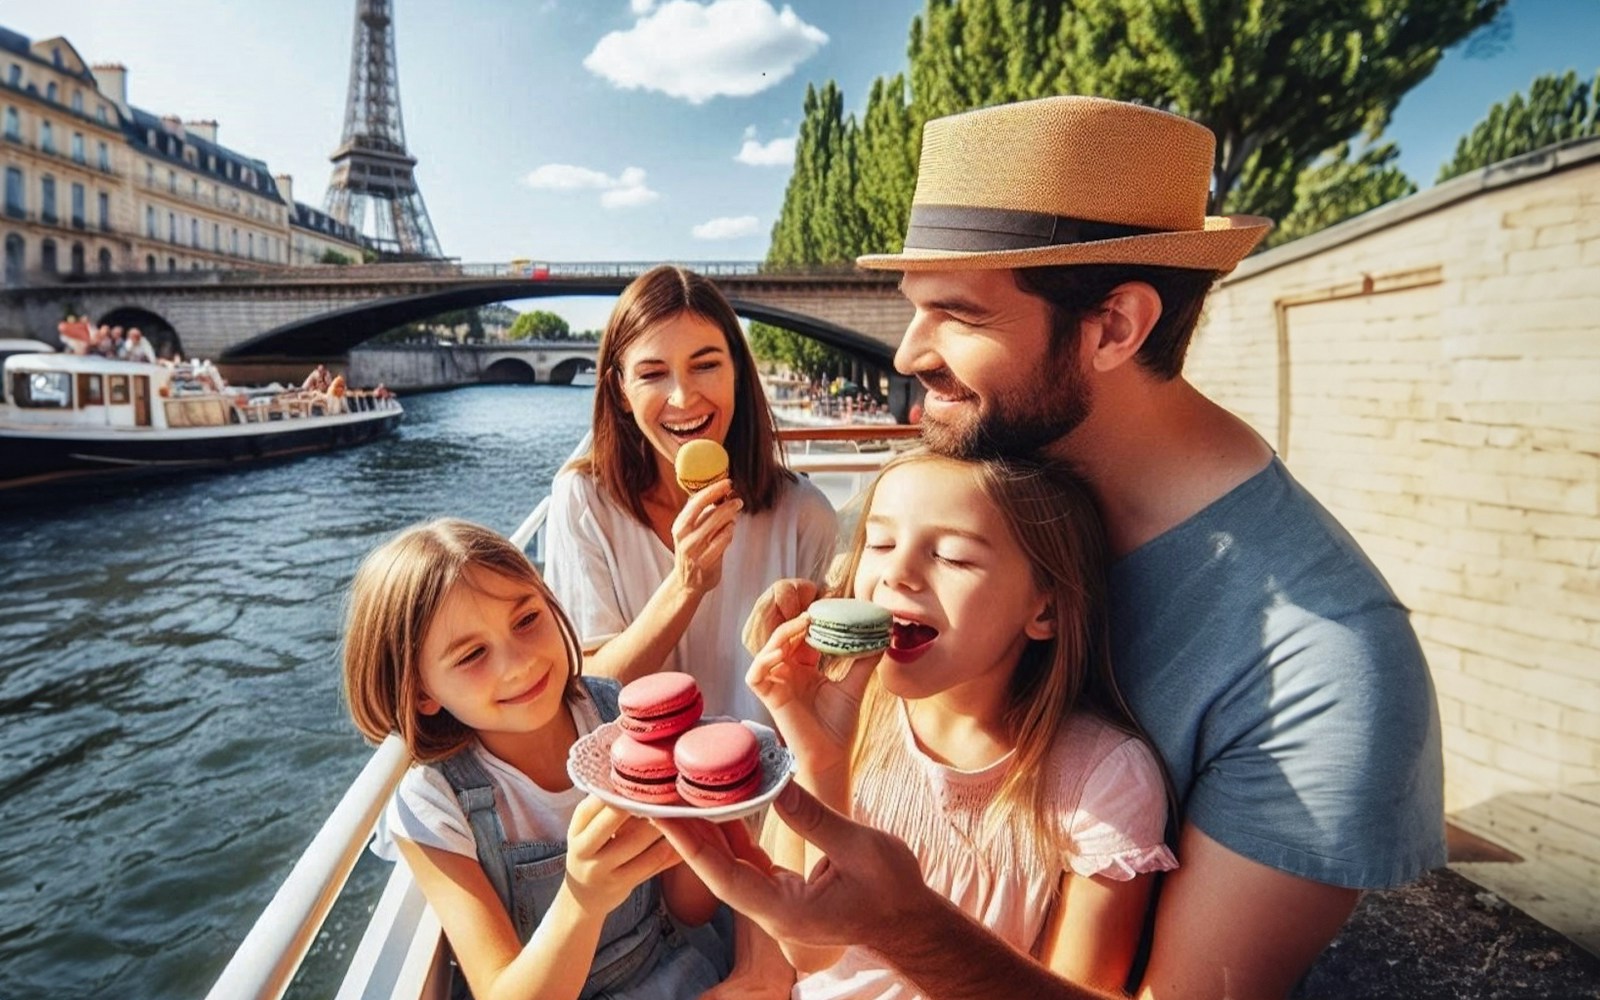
805;598;892;657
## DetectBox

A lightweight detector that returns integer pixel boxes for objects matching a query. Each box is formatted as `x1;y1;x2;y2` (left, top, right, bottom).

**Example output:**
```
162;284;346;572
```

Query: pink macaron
618;672;704;743
608;732;682;805
674;722;762;808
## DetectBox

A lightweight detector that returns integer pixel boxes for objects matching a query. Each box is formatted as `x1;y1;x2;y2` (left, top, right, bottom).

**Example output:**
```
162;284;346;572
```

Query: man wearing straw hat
660;96;1446;999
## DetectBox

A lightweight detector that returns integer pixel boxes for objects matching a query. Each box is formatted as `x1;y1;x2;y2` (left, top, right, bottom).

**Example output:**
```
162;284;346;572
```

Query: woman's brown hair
572;264;793;522
342;518;584;763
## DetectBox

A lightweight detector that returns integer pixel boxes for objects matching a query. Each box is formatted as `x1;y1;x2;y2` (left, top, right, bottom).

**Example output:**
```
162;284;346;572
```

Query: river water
0;385;595;1000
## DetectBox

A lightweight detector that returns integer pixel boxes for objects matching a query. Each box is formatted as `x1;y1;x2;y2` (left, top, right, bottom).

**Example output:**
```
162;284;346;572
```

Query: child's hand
564;795;679;915
746;615;876;777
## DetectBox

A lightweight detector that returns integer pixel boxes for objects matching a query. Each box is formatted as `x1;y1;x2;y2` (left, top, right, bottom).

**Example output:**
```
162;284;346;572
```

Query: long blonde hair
837;451;1153;855
341;518;584;763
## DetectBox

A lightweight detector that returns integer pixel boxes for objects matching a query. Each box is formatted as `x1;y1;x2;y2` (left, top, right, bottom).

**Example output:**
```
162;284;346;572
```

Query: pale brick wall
1192;141;1600;949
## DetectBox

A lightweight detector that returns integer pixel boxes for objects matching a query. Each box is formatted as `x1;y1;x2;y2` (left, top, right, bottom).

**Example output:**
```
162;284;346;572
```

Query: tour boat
203;423;918;1000
0;352;404;490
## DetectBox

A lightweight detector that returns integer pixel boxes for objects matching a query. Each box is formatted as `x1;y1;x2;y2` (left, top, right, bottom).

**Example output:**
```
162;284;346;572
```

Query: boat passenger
123;329;156;364
544;264;837;725
342;518;727;1000
666;95;1446;1000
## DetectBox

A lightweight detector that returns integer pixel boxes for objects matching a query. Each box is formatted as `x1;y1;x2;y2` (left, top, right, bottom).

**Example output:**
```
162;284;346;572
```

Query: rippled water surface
0;385;594;1000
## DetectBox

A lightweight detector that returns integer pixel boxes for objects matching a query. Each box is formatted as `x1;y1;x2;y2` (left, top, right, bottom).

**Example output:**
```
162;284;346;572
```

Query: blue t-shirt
1109;459;1446;888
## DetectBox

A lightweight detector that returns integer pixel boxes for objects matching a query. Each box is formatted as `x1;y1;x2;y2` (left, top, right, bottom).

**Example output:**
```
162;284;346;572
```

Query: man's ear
1082;281;1162;374
1024;600;1056;642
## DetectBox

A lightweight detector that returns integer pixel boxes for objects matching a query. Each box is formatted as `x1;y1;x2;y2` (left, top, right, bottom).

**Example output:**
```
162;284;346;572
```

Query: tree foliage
765;0;1507;267
747;321;850;382
508;310;572;341
1267;141;1418;247
1438;69;1600;182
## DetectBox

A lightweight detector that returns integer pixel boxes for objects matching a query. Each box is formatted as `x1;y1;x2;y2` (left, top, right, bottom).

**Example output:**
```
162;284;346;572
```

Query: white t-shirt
543;469;838;725
371;691;605;861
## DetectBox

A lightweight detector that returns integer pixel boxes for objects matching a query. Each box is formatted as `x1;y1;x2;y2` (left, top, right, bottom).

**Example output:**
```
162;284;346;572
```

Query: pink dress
794;704;1177;1000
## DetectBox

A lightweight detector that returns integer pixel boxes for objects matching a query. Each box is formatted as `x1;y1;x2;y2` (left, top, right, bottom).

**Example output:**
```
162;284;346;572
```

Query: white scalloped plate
567;718;794;821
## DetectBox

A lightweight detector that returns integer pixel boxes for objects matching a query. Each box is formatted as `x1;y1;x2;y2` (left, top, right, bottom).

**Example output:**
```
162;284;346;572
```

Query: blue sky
6;0;1597;330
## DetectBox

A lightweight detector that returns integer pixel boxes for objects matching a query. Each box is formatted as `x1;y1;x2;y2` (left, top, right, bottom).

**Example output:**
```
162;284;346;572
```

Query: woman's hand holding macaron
668;476;742;595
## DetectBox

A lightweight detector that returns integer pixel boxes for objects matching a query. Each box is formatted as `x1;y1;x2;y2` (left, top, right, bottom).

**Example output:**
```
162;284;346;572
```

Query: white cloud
693;215;761;240
524;163;659;209
735;135;795;166
585;0;829;104
630;0;657;12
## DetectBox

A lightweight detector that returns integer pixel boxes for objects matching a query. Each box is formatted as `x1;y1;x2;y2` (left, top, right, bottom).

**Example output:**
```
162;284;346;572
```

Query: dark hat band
904;204;1163;252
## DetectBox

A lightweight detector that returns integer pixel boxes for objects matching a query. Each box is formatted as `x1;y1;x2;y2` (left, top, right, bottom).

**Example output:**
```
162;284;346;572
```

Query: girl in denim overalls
342;518;724;1000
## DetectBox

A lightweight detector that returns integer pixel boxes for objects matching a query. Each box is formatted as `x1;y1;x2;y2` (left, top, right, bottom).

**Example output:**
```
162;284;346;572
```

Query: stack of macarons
805;598;893;657
608;671;762;808
674;439;729;493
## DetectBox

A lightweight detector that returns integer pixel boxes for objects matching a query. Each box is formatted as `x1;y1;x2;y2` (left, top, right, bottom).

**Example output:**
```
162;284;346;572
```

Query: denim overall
436;676;723;999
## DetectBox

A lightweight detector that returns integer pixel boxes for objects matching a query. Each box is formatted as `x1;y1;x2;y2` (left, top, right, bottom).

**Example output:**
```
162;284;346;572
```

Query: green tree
1438;69;1600;182
1267;140;1418;247
319;248;353;266
1052;0;1506;218
856;74;919;254
748;321;849;382
508;310;572;341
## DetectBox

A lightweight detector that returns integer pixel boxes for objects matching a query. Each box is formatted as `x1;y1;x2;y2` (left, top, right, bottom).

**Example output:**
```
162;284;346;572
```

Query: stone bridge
345;341;600;389
0;262;913;371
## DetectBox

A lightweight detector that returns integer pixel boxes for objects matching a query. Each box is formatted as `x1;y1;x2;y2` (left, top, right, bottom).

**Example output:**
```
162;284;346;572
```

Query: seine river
0;385;595;1000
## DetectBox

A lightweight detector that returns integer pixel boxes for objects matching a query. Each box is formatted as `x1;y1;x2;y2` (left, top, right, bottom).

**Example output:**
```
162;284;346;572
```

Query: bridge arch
482;357;536;384
96;306;184;360
547;356;596;385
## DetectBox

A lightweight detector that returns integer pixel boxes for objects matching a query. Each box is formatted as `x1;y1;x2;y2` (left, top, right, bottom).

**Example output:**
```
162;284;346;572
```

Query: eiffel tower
324;0;443;259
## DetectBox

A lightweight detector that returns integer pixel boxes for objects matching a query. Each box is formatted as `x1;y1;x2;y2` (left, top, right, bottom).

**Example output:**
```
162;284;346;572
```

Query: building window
71;183;84;228
40;120;54;154
190;218;198;247
5;233;25;286
41;175;56;224
97;191;109;231
97;141;109;171
248;232;254;259
230;227;238;254
96;105;107;124
167;256;175;272
98;247;112;273
192;178;198;197
46;82;58;102
212;222;219;251
3;107;17;141
145;162;153;185
70;242;84;274
146;205;156;237
168;169;176;193
71;132;84;164
4;167;22;218
145;254;155;273
41;238;57;273
71;91;83;114
168;212;176;243
6;65;19;86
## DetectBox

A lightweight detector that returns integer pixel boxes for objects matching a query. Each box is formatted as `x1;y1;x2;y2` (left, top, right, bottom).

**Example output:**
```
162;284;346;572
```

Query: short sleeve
790;477;841;584
370;764;476;862
1066;738;1178;881
543;472;630;651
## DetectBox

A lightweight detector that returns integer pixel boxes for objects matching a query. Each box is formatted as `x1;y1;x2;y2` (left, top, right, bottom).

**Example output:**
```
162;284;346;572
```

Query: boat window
10;370;72;408
77;373;104;407
108;375;130;404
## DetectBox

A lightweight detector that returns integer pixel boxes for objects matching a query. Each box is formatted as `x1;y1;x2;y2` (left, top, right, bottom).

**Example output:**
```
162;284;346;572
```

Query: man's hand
655;781;929;952
742;577;819;655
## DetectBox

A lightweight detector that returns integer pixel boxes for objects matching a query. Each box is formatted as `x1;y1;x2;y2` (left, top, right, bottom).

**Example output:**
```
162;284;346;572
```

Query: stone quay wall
1192;138;1600;950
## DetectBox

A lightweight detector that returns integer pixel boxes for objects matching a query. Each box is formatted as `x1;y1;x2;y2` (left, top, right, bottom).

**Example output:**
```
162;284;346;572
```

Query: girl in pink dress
748;451;1176;998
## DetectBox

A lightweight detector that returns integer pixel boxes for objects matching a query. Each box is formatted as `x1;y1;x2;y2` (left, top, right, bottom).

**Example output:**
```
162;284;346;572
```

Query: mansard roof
292;201;361;245
123;105;286;205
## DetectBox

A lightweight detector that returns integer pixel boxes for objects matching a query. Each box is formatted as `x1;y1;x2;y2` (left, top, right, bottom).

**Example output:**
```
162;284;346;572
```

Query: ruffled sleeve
1066;737;1179;881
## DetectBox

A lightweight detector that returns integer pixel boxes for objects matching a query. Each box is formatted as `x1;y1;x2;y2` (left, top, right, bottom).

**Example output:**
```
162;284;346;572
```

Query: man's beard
917;358;1090;459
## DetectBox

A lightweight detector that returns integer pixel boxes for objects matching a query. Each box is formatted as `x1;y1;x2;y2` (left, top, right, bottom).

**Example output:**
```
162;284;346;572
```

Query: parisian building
2;25;363;287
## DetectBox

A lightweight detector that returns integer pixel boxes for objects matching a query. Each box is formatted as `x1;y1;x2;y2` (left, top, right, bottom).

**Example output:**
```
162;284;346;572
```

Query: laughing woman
544;265;837;724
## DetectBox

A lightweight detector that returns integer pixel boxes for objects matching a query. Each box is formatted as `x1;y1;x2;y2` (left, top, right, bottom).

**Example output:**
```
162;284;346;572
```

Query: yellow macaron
675;439;729;493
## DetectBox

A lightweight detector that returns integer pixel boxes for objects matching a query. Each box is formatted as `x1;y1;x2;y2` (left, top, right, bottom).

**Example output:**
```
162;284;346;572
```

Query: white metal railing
205;424;903;1000
204;736;412;1000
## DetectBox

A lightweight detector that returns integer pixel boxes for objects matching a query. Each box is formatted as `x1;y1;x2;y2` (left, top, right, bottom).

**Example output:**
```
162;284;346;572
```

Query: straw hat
856;96;1271;273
